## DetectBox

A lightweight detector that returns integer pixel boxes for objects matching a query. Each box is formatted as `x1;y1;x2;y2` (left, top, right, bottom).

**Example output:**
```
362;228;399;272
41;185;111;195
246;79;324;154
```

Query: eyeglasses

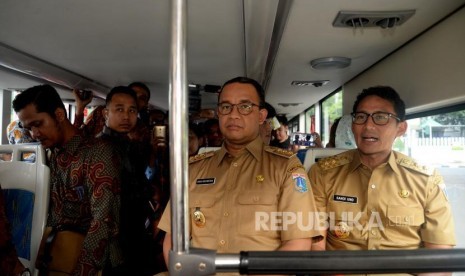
351;112;401;125
217;102;260;115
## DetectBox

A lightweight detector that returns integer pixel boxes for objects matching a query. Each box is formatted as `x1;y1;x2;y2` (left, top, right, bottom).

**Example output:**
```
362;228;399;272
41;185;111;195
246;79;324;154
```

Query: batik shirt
73;105;106;138
47;134;122;276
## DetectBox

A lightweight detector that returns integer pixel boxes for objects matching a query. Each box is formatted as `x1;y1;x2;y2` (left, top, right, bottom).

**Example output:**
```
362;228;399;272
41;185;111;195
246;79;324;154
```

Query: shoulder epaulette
265;146;295;158
189;151;215;164
397;157;434;176
317;152;352;171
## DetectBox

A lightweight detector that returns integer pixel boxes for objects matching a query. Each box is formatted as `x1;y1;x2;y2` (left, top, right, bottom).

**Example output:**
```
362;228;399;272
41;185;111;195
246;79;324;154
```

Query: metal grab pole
169;0;189;255
236;249;465;275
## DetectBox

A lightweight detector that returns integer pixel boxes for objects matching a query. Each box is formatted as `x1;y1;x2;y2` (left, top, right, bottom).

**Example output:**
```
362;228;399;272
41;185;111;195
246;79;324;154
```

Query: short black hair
128;81;151;100
106;86;138;107
12;84;65;119
189;122;204;138
352;86;406;121
276;115;288;126
263;102;277;119
203;118;219;134
219;77;265;106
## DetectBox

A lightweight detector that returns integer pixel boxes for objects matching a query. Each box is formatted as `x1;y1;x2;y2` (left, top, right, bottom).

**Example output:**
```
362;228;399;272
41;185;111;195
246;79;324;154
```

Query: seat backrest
197;147;221;154
302;148;348;172
0;144;50;275
335;114;356;149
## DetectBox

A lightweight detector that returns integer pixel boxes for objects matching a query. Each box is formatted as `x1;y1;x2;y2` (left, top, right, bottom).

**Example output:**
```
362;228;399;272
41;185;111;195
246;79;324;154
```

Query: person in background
308;86;455;275
127;82;152;143
7;119;37;145
0;183;29;276
203;118;223;147
97;86;159;276
13;84;122;276
270;115;291;149
325;117;341;148
259;102;279;145
5;120;39;162
189;123;204;156
72;89;106;137
158;77;322;275
129;81;151;127
73;81;152;140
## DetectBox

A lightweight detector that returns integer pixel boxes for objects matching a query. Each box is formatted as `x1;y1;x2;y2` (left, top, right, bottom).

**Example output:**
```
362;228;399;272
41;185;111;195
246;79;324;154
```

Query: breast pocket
189;194;218;237
327;201;365;241
385;205;425;246
237;191;278;237
387;205;425;226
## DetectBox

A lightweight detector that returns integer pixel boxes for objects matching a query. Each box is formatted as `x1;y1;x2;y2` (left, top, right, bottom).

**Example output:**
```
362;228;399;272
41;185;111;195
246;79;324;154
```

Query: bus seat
335;114;356;149
197;147;221;154
302;148;348;172
296;149;307;164
0;144;50;275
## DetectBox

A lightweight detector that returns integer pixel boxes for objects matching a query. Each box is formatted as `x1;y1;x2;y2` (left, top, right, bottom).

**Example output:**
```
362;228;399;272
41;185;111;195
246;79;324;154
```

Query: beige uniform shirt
159;136;322;253
308;149;456;251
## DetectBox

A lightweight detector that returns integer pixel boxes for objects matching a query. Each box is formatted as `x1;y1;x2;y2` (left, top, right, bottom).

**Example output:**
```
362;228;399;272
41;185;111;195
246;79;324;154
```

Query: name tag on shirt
333;194;358;204
196;178;216;185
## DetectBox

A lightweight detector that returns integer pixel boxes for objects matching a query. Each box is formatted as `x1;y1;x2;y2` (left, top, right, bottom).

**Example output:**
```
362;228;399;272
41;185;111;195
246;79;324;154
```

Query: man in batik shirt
13;84;122;276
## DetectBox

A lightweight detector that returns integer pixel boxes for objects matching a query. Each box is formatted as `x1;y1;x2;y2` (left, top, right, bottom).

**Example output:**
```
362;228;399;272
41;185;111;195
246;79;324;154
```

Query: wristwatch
20;268;31;276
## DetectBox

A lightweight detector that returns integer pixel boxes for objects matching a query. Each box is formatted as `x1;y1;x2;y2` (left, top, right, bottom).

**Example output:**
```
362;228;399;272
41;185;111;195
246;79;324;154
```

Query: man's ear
103;108;109;121
259;109;268;125
54;108;66;122
396;121;408;137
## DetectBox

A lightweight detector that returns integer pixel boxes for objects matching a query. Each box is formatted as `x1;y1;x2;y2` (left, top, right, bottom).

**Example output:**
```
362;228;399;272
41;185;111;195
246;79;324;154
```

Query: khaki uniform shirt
159;136;322;254
308;149;456;251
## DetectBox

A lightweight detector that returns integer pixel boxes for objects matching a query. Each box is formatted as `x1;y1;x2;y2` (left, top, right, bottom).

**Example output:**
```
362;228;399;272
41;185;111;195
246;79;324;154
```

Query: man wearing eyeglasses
308;86;456;262
158;77;322;273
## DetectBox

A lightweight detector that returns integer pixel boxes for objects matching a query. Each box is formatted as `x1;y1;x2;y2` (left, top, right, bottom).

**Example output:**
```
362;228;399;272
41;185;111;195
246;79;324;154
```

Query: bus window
305;106;316;133
321;89;343;146
401;108;465;249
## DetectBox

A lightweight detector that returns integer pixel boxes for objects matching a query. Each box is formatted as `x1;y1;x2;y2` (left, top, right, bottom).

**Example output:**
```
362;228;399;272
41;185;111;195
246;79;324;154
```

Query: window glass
320;89;343;146
305;106;315;133
401;109;465;249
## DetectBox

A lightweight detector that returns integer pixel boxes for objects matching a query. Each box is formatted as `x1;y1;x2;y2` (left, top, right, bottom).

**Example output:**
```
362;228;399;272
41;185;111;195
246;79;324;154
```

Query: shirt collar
52;133;84;156
214;136;263;166
348;150;400;174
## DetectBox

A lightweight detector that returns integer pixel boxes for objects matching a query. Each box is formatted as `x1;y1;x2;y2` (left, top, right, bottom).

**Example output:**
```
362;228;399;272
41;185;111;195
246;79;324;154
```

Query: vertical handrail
169;0;189;254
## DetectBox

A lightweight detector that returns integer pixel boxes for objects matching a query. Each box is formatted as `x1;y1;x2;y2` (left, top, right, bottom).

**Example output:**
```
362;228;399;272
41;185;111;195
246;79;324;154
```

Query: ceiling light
310;57;351;70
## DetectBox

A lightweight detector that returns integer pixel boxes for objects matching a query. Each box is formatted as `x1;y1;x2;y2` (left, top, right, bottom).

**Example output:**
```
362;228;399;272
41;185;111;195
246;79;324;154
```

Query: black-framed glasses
217;102;260;115
351;112;401;125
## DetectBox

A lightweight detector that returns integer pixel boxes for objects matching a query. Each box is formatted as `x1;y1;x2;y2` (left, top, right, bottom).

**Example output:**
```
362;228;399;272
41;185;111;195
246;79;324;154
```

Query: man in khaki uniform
308;86;455;273
159;77;322;269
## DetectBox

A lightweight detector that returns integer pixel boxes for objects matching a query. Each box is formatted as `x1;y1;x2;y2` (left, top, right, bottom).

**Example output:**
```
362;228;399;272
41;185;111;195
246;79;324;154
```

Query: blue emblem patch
292;173;308;193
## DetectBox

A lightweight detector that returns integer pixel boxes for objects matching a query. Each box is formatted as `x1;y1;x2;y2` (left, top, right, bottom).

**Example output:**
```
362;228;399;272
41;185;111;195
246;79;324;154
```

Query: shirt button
219;240;226;245
371;184;376;189
253;196;259;202
371;230;377;235
233;162;238;167
223;212;229;217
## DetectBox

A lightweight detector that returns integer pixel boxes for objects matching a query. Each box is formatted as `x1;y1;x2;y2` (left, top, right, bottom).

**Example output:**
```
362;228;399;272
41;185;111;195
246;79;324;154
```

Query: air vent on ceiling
291;80;329;87
333;10;415;28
